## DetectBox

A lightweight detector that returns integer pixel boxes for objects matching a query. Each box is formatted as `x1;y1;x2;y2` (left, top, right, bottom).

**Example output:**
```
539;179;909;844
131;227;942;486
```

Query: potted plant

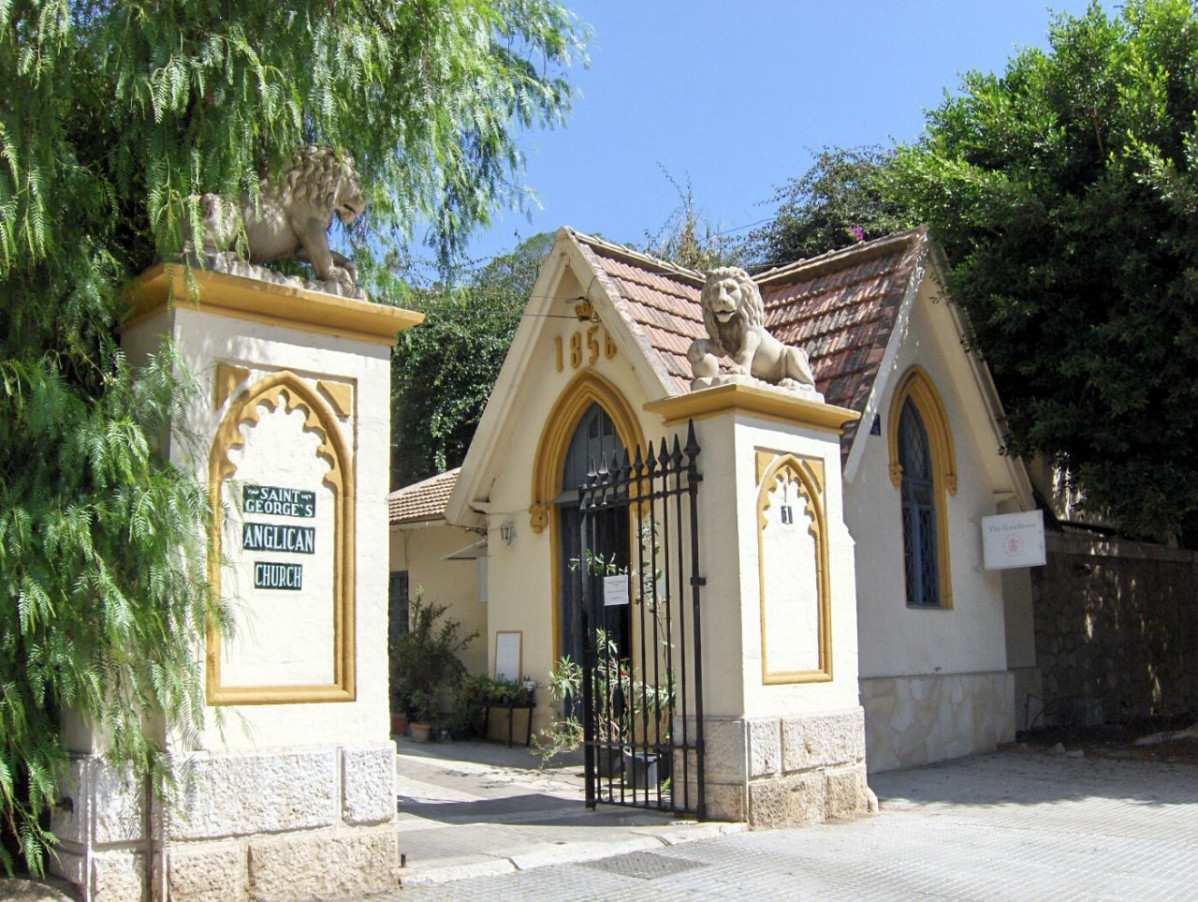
390;590;477;742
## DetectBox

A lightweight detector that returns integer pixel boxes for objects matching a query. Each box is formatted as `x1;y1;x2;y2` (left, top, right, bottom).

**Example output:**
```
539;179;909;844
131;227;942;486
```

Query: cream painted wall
123;304;394;750
466;312;670;727
389;523;489;676
846;287;1010;680
731;418;862;717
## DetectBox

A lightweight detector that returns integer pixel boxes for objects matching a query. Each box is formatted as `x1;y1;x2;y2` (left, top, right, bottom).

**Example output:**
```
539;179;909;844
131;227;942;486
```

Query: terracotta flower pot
409;722;431;743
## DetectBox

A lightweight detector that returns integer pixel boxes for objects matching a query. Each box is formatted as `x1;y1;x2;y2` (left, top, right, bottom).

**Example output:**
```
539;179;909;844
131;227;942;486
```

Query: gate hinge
690;576;707;587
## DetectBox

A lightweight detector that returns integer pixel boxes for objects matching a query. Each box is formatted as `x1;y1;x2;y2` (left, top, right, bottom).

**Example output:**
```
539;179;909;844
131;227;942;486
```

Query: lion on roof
687;266;816;391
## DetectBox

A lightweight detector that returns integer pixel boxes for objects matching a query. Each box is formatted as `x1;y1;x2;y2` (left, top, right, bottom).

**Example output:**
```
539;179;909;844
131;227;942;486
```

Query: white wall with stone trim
845;281;1020;769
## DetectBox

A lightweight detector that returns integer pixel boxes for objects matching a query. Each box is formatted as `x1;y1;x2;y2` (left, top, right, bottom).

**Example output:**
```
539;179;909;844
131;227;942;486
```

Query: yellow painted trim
530;370;647;534
887;366;956;609
317;380;354;418
123;264;423;347
533;370;646;667
645;382;859;434
756;452;833;684
207;370;356;705
214;363;250;410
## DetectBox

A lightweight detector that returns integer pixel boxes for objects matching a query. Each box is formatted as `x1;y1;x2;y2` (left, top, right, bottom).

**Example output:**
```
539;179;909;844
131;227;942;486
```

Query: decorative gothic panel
757;451;832;684
207;370;356;704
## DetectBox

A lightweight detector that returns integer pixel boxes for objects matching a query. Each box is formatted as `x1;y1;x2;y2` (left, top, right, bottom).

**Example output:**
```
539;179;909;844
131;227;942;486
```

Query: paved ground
383;742;1198;901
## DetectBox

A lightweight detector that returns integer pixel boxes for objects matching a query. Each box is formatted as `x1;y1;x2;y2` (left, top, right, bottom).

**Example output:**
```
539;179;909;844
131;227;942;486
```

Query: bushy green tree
1;1;584;873
893;0;1198;541
747;146;915;268
392;233;554;487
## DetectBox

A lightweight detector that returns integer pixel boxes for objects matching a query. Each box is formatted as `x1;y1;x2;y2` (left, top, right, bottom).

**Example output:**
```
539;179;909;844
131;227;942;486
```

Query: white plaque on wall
982;510;1046;570
603;575;629;607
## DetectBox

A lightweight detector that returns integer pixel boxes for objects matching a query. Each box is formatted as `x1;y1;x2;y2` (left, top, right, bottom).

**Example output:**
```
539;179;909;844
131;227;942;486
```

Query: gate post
646;383;876;828
51;265;420;901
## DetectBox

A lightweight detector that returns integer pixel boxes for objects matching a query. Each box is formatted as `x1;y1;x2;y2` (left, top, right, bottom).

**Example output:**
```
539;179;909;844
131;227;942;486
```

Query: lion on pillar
190;145;366;294
687;266;816;391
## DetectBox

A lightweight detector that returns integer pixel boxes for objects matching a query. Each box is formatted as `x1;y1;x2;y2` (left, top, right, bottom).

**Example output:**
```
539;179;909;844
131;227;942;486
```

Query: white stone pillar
52;265;421;902
646;383;876;827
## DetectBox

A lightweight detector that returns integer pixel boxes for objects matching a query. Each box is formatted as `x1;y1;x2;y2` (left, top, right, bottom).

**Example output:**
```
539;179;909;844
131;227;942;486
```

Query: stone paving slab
393;740;745;887
382;750;1198;900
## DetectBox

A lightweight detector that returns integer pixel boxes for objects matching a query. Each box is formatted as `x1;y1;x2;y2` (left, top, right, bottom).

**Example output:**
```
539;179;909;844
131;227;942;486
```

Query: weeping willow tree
0;0;585;874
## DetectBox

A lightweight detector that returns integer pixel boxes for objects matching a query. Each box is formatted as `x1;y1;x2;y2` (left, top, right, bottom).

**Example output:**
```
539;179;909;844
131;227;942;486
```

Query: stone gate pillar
51;265;421;901
646;383;876;827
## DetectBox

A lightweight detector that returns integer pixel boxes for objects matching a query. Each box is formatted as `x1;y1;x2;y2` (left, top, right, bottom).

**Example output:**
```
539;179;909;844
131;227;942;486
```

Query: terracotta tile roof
572;228;928;450
389;468;460;525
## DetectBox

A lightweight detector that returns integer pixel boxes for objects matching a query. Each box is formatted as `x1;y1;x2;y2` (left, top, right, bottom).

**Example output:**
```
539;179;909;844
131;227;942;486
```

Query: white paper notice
603;575;629;607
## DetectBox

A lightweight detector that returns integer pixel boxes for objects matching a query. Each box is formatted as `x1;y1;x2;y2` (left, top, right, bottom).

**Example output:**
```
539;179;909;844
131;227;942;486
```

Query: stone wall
1032;532;1198;726
51;743;397;902
695;709;876;827
859;671;1015;772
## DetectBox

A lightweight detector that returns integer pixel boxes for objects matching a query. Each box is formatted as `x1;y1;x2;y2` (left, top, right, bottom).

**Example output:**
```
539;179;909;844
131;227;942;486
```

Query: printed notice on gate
981;510;1046;570
603;575;629;607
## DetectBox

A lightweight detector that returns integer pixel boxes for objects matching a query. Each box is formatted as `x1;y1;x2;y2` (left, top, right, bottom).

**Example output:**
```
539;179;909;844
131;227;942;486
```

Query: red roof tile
572;228;928;449
388;468;460;524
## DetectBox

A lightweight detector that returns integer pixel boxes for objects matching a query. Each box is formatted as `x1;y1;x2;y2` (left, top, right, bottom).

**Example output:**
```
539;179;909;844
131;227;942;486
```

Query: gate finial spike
657;438;671;469
609;450;621;481
671;433;683;467
632;445;644;474
620;448;632;479
684;419;701;461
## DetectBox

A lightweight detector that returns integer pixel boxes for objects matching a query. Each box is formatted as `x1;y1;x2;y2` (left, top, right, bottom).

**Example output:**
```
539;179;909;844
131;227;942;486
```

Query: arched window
898;401;939;607
888;367;956;609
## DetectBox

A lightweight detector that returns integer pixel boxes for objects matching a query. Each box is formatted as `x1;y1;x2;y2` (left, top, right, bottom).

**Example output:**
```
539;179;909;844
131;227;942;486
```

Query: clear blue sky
450;0;1094;268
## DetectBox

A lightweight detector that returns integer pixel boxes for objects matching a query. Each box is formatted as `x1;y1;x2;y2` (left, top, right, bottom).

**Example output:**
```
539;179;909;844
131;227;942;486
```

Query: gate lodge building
389;225;1037;775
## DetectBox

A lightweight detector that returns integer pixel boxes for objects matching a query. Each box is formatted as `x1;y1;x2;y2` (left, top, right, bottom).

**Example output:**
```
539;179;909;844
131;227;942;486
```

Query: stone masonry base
692;708;876;827
859;671;1015;773
49;743;397;902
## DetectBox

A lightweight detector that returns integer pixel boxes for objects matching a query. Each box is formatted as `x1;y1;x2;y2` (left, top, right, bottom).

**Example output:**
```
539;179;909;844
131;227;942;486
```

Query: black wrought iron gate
576;421;705;818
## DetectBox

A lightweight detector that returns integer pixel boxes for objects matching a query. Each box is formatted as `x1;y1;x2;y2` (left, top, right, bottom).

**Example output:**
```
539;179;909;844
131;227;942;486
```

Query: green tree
747;146;915;268
1;1;584;873
893;0;1198;541
392;233;554;487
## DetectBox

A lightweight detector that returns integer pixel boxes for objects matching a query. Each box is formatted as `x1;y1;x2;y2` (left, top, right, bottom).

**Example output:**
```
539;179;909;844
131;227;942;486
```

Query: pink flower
849;226;865;242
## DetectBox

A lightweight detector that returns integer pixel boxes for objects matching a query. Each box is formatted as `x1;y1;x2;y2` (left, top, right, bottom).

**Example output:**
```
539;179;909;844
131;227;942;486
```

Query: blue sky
451;0;1094;268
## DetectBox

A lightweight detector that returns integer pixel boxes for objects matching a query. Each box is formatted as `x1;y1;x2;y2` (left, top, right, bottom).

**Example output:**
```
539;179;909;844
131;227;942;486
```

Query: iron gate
576;421;705;817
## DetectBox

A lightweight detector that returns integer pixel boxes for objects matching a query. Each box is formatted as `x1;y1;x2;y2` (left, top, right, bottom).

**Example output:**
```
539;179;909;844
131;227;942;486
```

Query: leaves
891;0;1198;540
0;0;584;874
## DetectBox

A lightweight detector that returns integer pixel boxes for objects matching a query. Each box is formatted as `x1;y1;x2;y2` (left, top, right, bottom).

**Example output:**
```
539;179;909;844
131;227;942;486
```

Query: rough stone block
93;761;147;845
747;718;781;778
700;781;747;823
91;851;145;902
824;764;875;819
167;844;249;902
48;848;85;889
249;827;397;902
168;749;337;840
701;717;747;782
781;708;865;773
51;758;90;848
341;744;396;826
748;773;824;828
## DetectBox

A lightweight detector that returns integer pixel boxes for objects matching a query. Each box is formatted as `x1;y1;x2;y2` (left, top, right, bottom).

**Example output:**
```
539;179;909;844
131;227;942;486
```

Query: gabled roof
388;468;460;525
572;228;929;450
440;224;1031;520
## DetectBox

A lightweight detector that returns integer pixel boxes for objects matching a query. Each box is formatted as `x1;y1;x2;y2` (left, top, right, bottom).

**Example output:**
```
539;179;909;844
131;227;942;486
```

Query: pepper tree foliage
0;0;585;874
890;0;1198;541
391;233;553;488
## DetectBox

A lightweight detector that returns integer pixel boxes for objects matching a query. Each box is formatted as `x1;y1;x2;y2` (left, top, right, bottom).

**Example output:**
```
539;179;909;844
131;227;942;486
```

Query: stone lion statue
687;266;816;391
191;146;366;292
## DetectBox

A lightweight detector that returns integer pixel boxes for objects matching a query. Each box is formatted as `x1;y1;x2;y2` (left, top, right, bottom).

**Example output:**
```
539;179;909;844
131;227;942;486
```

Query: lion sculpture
687;266;816;391
192;145;366;292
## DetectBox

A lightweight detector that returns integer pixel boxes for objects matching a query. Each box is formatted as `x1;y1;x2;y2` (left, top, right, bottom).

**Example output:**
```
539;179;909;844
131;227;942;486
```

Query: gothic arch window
887;367;956;609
